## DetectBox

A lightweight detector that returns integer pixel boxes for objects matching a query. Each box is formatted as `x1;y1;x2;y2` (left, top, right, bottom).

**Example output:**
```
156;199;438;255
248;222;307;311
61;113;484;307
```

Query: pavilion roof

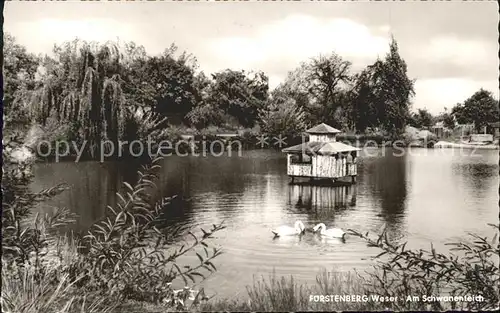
305;123;341;134
282;141;360;155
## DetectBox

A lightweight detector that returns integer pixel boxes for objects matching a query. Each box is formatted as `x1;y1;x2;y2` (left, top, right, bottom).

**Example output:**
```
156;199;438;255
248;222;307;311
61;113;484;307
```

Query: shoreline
434;141;499;150
29;143;499;163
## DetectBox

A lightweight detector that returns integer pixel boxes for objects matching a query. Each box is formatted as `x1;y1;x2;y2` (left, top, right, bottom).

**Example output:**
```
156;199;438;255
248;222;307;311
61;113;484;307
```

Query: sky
4;1;498;115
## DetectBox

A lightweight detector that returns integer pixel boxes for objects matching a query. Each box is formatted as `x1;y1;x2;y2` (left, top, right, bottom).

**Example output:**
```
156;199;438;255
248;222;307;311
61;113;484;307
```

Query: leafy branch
348;224;499;310
73;156;226;306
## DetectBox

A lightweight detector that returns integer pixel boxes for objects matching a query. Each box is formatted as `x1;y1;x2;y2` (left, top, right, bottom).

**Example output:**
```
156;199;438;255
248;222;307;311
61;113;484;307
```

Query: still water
31;148;498;299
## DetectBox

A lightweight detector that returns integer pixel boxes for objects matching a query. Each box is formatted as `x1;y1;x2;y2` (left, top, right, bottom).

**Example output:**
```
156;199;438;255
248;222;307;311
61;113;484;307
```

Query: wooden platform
289;176;356;186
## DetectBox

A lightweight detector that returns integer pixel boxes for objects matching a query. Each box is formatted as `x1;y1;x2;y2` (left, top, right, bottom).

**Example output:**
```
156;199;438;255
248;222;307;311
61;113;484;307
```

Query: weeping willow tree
30;40;128;148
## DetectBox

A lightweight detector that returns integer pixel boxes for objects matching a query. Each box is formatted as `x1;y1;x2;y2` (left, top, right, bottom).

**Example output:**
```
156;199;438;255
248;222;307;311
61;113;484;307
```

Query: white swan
313;223;346;239
272;221;305;237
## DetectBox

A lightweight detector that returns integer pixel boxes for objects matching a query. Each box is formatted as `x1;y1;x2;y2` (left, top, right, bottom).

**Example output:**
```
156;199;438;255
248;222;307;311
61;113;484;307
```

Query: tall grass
1;233;116;313
200;269;385;312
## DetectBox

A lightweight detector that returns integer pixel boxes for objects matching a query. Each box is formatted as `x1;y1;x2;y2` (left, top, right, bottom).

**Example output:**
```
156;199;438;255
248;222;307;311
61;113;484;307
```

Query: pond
31;148;499;299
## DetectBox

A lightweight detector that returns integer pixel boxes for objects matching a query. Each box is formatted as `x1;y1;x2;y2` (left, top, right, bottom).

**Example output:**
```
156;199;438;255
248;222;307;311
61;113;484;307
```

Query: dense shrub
348;225;499;311
259;97;307;140
186;104;225;129
238;126;261;149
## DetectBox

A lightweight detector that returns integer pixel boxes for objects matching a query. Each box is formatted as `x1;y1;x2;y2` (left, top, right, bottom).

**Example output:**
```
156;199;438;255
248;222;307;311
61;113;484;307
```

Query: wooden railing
288;163;312;177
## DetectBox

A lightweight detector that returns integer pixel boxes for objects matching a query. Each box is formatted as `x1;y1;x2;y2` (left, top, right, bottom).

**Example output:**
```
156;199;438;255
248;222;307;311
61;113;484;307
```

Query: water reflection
288;184;357;210
270;234;308;246
311;235;346;245
288;184;357;217
269;232;347;248
362;150;407;237
30;161;140;231
452;163;498;196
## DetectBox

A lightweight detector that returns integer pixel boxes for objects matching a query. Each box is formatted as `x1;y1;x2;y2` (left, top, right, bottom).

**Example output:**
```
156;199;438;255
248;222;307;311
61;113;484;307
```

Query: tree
185;72;226;129
271;76;310;118
143;45;200;120
3;34;40;103
409;109;434;128
206;70;269;128
258;93;307;137
374;38;415;134
30;40;127;146
277;53;352;129
350;37;415;135
3;34;40;128
442;113;456;129
306;54;352;124
350;70;379;133
451;89;499;131
433;108;456;130
186;103;225;129
28;39;167;154
120;41;156;110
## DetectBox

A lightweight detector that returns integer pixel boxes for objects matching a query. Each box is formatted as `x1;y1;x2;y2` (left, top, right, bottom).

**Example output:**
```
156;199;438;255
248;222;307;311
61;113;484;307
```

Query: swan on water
271;220;305;237
313;223;346;239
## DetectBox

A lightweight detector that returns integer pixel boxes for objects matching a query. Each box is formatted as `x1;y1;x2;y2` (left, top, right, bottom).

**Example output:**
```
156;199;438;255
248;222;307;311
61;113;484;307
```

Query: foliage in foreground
1;256;114;313
1;136;225;312
201;225;499;312
72;157;225;306
348;225;499;311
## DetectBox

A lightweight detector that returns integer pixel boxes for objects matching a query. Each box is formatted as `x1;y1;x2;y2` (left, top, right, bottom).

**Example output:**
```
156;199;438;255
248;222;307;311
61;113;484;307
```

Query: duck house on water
282;123;360;184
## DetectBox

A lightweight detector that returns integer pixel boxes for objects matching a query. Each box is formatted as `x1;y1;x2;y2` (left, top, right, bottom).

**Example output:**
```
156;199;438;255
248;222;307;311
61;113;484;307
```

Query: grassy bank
109;270;385;312
199;270;385;312
4;259;496;312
